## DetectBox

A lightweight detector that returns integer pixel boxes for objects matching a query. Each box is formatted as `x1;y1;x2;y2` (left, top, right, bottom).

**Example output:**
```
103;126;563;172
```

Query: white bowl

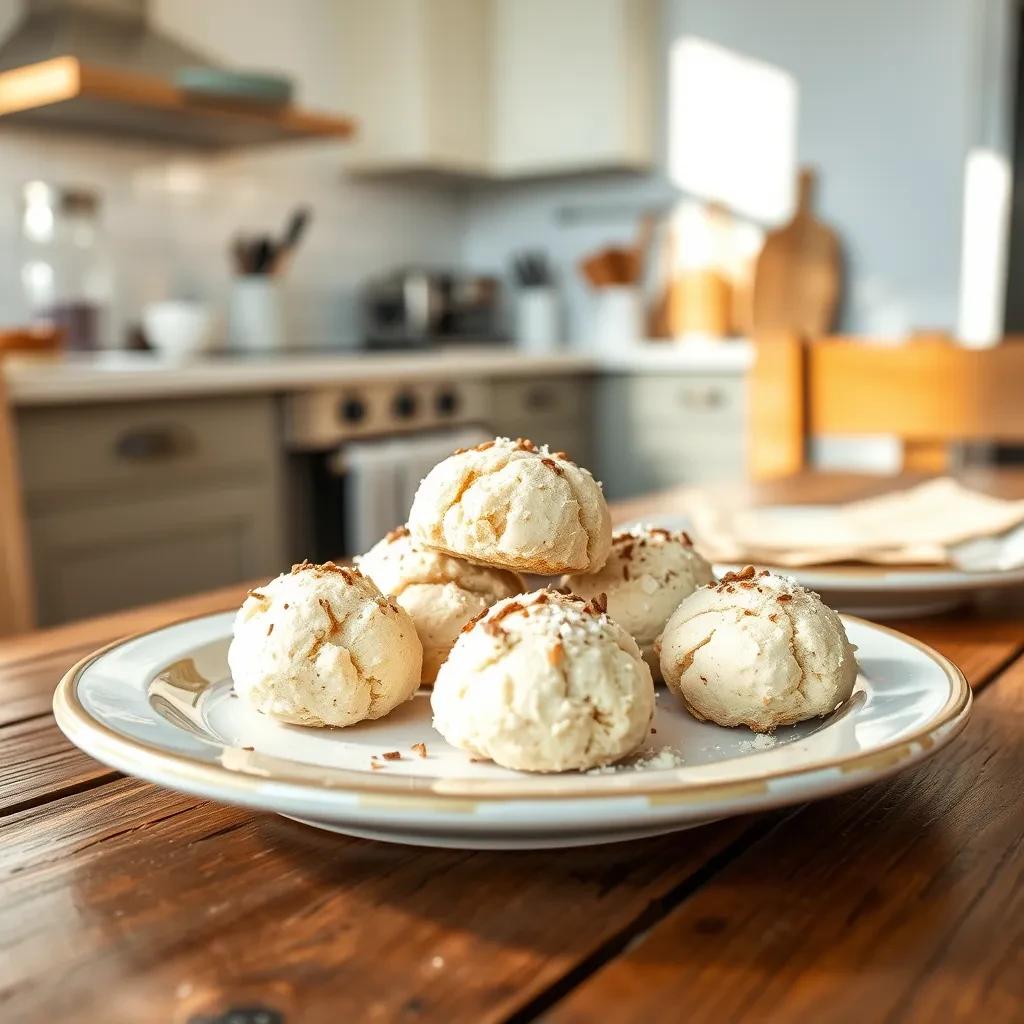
143;301;219;358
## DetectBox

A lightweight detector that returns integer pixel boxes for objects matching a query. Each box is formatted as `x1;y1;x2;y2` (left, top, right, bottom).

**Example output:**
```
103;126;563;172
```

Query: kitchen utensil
512;250;551;288
271;206;311;276
142;300;219;359
620;213;656;284
229;207;311;278
579;250;617;288
54;611;969;849
581;213;656;292
752;167;840;336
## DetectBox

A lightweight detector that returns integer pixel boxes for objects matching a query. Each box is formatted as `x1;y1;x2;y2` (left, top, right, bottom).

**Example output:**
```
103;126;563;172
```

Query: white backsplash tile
0;126;464;348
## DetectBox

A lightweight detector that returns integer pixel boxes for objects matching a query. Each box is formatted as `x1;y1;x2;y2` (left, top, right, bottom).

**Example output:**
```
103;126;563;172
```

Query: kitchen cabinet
486;376;593;467
595;374;747;499
16;396;285;625
338;0;654;177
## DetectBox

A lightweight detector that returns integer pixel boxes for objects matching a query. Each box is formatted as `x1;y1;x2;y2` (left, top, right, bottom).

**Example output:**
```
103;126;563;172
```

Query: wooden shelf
0;56;356;148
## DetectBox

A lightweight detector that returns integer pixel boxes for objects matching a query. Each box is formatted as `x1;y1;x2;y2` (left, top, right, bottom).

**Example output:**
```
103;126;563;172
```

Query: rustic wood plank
0;776;773;1024
0;632;1015;1021
0;644;98;726
0;717;116;815
0;581;251;726
541;656;1024;1024
0;473;1020;1024
0;579;251;671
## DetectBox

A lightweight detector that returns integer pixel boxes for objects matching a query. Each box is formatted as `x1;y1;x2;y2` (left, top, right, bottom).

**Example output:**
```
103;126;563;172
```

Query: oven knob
393;391;418;419
339;396;366;424
435;388;459;416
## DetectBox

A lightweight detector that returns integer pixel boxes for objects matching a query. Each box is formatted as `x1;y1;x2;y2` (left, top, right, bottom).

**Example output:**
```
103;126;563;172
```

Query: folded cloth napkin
687;478;1024;568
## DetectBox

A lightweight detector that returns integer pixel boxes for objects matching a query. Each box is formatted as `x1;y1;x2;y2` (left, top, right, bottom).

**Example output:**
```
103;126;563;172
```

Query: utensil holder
593;286;643;351
228;276;285;352
515;287;561;353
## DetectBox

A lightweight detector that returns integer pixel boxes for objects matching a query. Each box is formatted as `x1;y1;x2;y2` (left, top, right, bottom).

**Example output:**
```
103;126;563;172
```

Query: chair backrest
0;373;35;636
748;333;1024;479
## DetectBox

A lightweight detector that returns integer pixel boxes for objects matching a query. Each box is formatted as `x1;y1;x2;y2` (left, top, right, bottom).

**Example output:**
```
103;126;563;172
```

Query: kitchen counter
2;341;754;406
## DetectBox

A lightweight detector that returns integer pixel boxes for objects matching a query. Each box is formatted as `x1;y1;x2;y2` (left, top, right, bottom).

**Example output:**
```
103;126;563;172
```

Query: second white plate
644;508;1024;617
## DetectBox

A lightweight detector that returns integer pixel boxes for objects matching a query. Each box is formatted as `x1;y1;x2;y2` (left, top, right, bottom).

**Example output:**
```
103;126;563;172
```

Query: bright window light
668;37;798;223
957;147;1010;347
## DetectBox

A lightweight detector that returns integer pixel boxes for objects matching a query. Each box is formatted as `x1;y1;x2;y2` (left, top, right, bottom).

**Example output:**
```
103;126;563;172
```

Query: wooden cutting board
752;168;840;336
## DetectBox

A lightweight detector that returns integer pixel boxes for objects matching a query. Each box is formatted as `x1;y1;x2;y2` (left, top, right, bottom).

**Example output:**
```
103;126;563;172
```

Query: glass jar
19;181;114;350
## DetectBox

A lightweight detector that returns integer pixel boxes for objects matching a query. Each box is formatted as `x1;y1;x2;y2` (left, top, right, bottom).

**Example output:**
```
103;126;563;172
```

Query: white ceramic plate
644;509;1024;618
54;611;969;850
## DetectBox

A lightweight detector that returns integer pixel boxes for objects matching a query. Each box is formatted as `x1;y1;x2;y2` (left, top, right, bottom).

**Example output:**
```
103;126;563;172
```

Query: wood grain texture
0;579;252;671
544;659;1024;1024
0;474;1021;1024
748;336;1024;473
748;332;807;481
0;57;355;148
0;717;115;815
809;338;1024;443
0;777;766;1024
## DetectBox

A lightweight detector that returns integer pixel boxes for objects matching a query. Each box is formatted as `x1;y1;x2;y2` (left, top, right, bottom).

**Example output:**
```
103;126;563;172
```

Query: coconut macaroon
432;589;654;772
658;566;858;733
563;525;715;679
228;560;422;728
355;525;524;683
408;437;612;575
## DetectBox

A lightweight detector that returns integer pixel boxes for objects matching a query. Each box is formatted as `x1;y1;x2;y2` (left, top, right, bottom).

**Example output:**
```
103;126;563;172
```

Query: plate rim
665;504;1024;594
53;610;971;811
714;560;1024;594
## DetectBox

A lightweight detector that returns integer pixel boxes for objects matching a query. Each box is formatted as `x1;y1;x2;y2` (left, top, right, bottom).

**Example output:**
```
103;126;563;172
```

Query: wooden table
3;474;1023;1023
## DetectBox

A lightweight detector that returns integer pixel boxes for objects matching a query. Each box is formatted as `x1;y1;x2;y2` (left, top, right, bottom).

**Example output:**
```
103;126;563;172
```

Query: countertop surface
2;341;754;406
1;472;1019;1023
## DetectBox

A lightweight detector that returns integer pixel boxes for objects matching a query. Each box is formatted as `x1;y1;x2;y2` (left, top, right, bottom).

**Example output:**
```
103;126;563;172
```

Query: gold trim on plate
52;612;972;814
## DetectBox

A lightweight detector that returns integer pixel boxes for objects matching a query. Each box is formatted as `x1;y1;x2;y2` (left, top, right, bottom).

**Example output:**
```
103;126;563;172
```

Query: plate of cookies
55;438;971;849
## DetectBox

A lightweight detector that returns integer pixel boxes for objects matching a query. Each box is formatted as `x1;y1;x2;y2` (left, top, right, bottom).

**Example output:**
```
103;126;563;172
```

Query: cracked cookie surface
658;568;858;732
563;525;714;680
356;528;524;683
228;561;422;727
431;589;654;772
407;437;611;575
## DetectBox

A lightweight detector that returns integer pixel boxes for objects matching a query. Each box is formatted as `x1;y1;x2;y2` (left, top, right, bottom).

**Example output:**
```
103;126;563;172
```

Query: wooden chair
749;333;1024;479
0;373;35;636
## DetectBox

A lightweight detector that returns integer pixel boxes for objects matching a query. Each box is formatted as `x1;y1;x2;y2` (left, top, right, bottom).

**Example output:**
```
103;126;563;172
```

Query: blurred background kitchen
0;0;1018;632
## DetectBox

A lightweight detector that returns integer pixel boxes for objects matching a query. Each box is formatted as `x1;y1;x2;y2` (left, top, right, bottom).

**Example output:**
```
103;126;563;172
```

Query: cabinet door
339;0;490;173
486;376;593;467
29;483;285;625
595;374;746;499
490;0;654;176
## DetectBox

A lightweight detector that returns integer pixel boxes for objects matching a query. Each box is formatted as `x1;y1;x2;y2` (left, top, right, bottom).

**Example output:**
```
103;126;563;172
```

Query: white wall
459;0;987;344
0;0;464;347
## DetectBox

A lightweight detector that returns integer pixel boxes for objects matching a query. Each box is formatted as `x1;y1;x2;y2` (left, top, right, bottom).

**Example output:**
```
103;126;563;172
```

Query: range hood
0;0;354;147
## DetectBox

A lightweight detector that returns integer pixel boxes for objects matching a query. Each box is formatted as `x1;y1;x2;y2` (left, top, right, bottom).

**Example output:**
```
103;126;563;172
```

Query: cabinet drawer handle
679;387;725;410
114;425;196;461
